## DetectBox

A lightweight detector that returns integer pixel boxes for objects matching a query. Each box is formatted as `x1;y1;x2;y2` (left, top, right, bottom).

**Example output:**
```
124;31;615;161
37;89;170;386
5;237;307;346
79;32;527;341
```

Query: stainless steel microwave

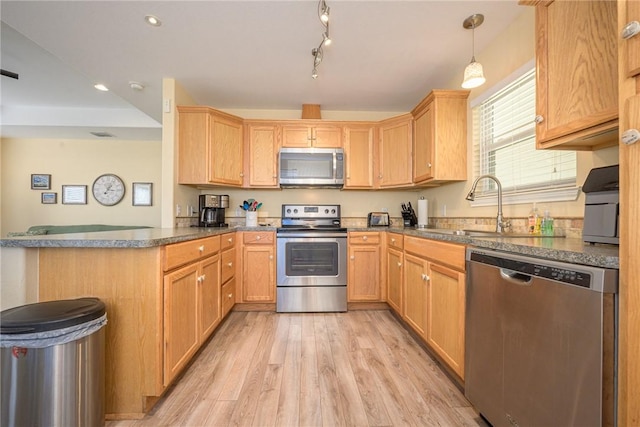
279;147;344;188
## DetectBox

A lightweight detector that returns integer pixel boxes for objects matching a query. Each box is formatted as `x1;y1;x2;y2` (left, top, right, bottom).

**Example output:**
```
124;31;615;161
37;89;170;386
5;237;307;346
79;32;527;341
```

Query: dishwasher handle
500;268;533;286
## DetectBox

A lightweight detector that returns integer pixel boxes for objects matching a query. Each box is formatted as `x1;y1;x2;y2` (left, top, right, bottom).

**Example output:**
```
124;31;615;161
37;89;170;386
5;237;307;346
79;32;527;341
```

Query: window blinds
472;68;576;198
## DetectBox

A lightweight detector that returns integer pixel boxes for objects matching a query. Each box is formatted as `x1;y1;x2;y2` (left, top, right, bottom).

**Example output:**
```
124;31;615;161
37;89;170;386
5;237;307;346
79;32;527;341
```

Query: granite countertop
1;225;619;269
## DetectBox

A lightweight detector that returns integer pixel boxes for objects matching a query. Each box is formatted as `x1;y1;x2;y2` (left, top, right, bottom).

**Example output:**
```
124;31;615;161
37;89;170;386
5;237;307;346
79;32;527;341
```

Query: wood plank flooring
106;310;486;427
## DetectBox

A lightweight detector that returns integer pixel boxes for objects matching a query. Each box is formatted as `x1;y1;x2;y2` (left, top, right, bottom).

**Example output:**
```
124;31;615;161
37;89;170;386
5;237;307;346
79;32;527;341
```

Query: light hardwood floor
106;310;486;427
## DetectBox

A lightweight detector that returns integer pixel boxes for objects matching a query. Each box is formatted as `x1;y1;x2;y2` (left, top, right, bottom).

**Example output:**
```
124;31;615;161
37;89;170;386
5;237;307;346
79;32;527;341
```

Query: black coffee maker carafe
199;194;229;227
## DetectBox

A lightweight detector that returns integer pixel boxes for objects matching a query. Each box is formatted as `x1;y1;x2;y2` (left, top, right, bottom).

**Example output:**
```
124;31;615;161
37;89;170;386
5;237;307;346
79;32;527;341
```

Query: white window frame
469;61;580;207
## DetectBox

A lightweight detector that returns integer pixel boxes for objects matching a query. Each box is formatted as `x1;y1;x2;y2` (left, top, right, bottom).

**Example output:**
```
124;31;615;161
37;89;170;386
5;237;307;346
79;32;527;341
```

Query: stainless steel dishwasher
465;248;618;427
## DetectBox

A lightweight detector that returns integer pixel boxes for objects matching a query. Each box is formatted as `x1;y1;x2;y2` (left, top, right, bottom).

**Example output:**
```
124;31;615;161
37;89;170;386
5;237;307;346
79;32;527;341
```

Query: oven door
276;233;347;287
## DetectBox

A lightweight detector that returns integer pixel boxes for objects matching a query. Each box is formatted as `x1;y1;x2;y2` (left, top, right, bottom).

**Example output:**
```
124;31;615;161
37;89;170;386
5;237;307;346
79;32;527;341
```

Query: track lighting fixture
311;0;332;79
461;13;486;89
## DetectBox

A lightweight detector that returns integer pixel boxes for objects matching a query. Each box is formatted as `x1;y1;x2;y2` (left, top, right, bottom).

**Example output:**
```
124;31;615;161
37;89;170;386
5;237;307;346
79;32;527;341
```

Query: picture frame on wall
132;182;153;206
62;185;87;205
41;192;57;204
31;174;51;190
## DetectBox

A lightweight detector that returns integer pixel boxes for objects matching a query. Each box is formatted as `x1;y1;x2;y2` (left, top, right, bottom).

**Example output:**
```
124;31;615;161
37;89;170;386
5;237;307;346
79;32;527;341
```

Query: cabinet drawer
221;233;236;250
221;248;235;284
164;236;221;271
243;231;274;245
387;233;404;250
349;231;380;245
222;278;236;316
404;236;465;272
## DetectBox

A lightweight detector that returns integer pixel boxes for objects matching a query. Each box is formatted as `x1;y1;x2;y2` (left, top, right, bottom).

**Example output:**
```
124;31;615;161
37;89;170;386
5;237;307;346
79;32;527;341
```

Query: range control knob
331;209;336;214
324;209;329;214
286;208;291;214
293;208;298;214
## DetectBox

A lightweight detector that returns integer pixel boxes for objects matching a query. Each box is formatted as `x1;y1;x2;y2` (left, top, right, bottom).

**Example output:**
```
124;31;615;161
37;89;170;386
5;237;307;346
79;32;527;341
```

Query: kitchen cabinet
527;0;618;150
220;233;236;316
244;122;279;188
348;231;382;301
343;124;376;188
386;233;404;315
241;231;276;302
404;236;466;379
177;106;244;186
281;122;342;148
411;90;469;185
163;236;221;386
377;114;413;187
618;1;640;424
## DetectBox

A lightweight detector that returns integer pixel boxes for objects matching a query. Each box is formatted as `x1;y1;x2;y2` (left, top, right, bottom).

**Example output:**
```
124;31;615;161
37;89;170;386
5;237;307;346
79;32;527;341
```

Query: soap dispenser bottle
542;209;554;236
528;204;540;234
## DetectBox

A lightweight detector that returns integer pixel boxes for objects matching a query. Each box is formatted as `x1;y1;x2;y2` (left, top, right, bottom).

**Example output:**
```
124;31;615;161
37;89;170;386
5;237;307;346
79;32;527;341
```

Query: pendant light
461;14;486;89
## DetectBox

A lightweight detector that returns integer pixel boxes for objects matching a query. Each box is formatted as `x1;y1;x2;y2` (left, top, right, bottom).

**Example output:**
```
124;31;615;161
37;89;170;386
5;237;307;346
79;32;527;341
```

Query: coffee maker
199;194;229;227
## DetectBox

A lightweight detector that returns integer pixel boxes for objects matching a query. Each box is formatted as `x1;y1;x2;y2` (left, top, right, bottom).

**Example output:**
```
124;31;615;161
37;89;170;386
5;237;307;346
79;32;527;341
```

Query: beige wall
0;137;162;235
421;7;619;219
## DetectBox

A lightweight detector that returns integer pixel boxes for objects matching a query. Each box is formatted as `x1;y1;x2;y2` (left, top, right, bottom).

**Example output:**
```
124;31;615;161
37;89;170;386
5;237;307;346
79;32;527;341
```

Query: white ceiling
0;1;526;141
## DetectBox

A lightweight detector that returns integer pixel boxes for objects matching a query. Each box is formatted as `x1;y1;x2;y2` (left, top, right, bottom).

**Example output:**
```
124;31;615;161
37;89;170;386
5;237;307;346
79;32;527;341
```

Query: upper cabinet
281;122;342;148
177;106;244;186
527;0;618;150
343;124;376;189
411;90;469;185
244;122;280;188
621;0;640;79
377;114;413;188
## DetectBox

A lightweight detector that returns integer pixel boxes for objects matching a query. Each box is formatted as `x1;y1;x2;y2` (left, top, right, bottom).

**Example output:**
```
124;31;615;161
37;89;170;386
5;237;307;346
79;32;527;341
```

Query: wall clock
92;173;125;206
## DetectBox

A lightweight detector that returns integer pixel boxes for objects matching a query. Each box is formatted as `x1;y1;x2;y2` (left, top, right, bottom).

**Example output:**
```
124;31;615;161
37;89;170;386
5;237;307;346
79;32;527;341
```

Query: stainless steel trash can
0;297;107;427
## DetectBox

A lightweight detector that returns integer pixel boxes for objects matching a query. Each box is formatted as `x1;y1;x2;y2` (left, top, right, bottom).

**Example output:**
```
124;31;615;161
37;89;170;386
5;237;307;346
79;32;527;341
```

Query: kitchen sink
424;229;564;238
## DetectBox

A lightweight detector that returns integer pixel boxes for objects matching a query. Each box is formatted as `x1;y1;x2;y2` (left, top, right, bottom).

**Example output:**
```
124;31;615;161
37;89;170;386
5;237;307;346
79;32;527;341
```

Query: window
471;68;578;205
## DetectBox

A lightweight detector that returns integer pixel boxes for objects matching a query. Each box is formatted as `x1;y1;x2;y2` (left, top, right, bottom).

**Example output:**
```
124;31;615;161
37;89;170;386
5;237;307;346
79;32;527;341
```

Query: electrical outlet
176;204;181;216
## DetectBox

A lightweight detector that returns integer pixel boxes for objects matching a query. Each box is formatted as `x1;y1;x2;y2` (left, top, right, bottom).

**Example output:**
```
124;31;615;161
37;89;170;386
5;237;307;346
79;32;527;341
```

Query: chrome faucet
465;174;511;233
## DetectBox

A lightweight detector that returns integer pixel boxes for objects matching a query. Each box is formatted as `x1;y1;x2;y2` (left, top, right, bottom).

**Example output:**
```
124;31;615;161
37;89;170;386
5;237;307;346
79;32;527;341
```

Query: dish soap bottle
528;204;540;234
542;209;554;236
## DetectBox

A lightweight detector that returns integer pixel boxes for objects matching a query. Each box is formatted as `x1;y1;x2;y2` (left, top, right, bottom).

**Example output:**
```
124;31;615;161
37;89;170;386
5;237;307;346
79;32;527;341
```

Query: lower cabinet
386;233;404;315
220;233;237;315
348;231;382;301
403;235;466;379
241;231;276;302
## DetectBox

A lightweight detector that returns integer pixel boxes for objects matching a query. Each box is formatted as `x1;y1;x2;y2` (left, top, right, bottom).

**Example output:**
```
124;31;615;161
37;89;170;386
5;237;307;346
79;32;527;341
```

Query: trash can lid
0;297;106;334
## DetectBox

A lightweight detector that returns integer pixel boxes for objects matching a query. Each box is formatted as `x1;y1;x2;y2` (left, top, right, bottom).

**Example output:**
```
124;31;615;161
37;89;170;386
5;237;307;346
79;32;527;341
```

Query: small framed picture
132;182;153;206
31;174;51;190
62;185;87;205
41;192;57;204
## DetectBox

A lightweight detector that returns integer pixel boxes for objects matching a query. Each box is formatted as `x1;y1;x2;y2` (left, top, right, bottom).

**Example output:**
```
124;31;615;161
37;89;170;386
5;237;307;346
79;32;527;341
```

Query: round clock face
92;174;125;206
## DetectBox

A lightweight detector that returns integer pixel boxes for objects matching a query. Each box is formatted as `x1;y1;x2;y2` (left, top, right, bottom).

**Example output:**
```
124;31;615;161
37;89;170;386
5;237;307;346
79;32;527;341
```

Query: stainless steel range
276;204;347;313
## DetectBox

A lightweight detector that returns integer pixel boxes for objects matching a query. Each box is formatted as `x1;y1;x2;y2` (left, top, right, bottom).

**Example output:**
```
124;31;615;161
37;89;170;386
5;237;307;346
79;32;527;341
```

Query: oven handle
276;232;347;239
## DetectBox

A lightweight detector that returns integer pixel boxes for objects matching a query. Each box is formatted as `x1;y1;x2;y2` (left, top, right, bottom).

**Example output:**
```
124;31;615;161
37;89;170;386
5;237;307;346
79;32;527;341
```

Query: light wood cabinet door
281;123;342;148
412;90;469;185
348;244;381;301
622;0;640;78
386;247;403;315
221;276;236;316
343;125;375;188
426;262;465;379
533;0;618;149
403;252;428;338
377;114;413;187
245;123;279;187
242;232;276;302
163;263;199;386
177;106;243;186
199;255;221;342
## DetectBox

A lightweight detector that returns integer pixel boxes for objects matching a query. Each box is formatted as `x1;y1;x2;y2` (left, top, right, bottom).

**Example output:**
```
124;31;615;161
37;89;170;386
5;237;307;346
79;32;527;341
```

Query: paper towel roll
418;198;428;228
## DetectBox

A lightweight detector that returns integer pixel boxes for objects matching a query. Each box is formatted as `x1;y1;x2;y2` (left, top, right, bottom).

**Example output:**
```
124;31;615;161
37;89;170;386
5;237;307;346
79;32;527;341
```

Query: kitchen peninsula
0;226;618;418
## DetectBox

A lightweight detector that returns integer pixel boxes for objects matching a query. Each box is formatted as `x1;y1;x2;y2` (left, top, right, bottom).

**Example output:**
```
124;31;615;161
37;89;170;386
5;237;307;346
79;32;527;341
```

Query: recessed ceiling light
145;15;161;26
94;83;109;92
129;81;144;91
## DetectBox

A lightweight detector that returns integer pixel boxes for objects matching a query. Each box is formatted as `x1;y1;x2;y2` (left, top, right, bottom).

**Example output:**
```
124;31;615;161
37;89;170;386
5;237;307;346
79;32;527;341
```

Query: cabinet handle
421;273;430;281
198;245;205;252
228;293;233;299
227;262;233;268
228;237;233;243
427;163;432;168
350;255;355;260
269;255;273;260
534;115;544;124
362;236;368;241
391;238;396;243
197;275;204;283
621;129;640;146
397;262;402;267
256;235;261;240
622;20;640;40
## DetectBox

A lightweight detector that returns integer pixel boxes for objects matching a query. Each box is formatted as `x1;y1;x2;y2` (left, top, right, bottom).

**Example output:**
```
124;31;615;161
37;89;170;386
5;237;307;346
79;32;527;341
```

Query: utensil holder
246;211;258;227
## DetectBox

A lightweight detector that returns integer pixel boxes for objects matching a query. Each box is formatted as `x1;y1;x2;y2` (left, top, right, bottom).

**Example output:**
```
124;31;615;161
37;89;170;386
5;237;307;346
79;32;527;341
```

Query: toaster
367;212;390;227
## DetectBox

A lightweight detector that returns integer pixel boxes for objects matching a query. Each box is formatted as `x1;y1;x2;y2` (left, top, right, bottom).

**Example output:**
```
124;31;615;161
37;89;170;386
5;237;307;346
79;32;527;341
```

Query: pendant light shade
461;14;486;89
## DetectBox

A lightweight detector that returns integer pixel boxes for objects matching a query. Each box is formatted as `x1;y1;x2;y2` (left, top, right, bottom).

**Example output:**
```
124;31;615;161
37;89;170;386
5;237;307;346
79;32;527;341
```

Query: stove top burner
280;204;342;230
